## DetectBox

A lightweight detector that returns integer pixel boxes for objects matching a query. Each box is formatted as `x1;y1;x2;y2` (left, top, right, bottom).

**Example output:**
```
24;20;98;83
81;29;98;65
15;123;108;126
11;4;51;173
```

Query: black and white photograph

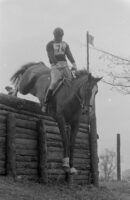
0;0;130;199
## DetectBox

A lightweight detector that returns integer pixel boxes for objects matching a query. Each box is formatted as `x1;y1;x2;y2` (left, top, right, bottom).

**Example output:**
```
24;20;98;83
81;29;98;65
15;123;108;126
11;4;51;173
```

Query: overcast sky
0;0;130;172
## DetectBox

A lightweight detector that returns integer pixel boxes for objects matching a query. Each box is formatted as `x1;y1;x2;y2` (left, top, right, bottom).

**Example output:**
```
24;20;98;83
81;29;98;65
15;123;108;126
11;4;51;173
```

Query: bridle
63;74;93;112
75;80;92;112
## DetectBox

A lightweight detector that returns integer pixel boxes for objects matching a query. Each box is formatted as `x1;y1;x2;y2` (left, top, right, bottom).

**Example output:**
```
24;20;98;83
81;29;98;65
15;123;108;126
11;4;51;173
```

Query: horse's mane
10;62;45;84
75;69;90;79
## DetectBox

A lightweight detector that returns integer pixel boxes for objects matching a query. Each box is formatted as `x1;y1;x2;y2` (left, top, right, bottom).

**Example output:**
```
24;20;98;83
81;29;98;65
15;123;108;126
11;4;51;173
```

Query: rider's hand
71;63;77;78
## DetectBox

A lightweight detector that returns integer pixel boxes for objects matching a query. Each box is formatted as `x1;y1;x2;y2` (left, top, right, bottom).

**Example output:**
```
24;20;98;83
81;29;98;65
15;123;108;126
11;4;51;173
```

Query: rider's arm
46;42;57;65
65;44;75;65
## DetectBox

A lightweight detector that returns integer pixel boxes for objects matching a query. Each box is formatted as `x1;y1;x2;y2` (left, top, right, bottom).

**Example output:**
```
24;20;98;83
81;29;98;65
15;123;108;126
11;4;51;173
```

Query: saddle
21;63;75;99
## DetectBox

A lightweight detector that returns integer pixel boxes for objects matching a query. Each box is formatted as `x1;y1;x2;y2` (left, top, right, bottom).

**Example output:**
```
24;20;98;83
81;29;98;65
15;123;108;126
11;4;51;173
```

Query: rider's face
54;34;63;42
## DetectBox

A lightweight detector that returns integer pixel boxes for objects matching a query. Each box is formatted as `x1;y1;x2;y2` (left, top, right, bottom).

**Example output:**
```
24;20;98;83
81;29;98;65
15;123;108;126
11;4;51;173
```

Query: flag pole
86;31;89;73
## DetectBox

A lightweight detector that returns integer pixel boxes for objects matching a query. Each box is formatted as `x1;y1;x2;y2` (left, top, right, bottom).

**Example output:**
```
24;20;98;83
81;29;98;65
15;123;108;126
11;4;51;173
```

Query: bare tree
90;47;130;94
99;149;116;181
122;169;130;181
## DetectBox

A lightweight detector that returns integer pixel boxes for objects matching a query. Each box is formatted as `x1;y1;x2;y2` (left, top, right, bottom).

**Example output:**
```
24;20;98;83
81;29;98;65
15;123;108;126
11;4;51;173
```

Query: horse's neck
73;75;87;87
55;79;81;120
57;76;85;106
67;76;86;99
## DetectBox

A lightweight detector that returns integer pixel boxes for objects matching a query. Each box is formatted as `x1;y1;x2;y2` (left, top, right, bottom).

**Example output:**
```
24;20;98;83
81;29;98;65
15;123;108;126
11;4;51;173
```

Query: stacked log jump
0;93;98;185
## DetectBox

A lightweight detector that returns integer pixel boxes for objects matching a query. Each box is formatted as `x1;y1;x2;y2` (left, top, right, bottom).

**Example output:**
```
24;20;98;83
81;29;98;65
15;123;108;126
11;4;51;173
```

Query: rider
43;27;77;111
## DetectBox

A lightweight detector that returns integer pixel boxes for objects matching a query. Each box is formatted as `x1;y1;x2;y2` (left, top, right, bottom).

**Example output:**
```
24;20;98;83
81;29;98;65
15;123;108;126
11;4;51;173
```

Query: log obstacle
0;93;99;185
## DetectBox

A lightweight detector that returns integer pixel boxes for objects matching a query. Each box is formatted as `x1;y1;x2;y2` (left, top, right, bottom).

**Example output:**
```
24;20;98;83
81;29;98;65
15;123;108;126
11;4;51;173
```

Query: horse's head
78;72;102;115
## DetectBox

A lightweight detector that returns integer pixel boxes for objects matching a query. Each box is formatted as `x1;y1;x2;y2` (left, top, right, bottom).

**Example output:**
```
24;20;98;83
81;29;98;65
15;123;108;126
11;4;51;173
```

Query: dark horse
9;62;101;174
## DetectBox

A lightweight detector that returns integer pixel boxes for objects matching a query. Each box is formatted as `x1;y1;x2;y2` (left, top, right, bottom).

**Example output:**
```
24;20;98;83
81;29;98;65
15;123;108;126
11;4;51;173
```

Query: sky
0;0;130;172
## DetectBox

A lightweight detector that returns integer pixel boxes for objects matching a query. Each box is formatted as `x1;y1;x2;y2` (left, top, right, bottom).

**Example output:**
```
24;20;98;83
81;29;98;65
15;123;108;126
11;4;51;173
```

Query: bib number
53;43;66;55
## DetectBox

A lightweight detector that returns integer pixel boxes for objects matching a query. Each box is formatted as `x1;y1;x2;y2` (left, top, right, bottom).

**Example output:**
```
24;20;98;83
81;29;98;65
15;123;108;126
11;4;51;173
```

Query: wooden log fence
6;113;16;179
0;93;99;185
37;120;48;183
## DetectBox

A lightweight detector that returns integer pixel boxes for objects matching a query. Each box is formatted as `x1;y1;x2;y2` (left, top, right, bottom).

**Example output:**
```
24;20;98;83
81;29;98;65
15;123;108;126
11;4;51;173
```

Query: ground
0;177;130;200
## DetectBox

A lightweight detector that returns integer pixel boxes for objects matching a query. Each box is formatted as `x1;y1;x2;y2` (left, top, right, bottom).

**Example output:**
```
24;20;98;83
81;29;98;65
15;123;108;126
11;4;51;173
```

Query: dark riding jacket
46;40;75;65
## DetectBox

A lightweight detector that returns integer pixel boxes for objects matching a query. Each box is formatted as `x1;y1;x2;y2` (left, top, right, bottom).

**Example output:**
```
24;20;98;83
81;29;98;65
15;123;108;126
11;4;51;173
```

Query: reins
56;73;92;110
74;77;91;109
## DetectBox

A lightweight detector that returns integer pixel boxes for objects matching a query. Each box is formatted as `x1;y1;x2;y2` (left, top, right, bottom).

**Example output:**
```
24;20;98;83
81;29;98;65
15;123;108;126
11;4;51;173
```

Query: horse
9;62;101;175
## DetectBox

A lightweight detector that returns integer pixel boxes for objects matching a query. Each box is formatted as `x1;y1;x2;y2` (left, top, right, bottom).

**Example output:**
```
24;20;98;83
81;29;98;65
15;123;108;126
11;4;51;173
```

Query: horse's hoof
70;167;78;174
62;157;70;168
5;86;12;91
42;106;47;113
5;86;15;95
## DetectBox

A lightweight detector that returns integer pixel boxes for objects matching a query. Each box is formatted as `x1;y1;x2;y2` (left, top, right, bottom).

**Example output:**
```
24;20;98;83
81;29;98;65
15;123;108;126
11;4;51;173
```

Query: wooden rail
0;93;98;185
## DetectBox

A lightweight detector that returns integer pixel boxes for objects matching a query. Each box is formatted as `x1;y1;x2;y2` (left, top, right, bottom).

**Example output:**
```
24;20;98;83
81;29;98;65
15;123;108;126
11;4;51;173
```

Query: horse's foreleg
69;122;79;173
56;115;70;167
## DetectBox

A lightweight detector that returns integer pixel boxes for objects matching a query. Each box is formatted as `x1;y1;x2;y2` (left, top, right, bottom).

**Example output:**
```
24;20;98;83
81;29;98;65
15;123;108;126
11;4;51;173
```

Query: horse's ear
95;77;102;83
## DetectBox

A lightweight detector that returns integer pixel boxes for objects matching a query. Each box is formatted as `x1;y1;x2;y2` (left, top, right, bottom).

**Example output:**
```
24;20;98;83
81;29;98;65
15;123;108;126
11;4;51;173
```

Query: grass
0;177;130;200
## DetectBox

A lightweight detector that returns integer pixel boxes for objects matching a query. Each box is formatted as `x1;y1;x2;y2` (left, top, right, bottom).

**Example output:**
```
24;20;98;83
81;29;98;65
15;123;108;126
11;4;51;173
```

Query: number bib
53;42;67;56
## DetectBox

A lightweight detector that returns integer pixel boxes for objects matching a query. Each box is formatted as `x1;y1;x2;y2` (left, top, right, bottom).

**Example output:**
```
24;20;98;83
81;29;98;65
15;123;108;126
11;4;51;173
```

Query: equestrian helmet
53;27;64;36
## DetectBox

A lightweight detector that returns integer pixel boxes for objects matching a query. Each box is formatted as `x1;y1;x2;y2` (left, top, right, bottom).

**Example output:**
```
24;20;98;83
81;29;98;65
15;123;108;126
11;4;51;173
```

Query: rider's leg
62;64;72;81
42;67;61;112
44;67;61;103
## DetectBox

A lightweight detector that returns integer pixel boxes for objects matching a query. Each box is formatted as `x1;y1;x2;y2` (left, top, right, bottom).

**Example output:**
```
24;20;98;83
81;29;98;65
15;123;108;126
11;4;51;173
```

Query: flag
88;33;94;46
